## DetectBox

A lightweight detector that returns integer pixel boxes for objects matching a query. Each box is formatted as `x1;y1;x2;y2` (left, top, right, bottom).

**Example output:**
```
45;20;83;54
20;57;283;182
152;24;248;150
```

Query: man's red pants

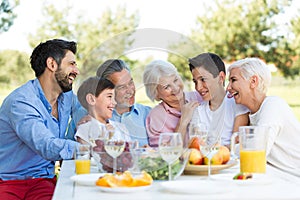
0;177;56;200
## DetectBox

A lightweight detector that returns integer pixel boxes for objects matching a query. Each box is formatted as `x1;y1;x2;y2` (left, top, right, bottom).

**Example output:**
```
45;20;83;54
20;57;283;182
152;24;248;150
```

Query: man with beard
67;59;151;147
0;39;82;200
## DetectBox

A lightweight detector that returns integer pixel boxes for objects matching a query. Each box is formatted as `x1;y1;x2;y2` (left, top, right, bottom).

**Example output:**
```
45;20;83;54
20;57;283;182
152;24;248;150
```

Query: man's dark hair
30;39;77;77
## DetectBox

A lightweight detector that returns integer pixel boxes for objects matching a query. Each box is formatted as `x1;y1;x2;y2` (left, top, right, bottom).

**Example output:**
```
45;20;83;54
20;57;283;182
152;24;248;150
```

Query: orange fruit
96;171;153;187
106;171;134;187
96;174;112;187
133;171;153;186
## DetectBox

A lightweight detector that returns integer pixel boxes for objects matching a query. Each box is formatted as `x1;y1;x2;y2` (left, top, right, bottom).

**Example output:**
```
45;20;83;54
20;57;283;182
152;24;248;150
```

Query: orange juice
240;150;266;173
75;159;91;174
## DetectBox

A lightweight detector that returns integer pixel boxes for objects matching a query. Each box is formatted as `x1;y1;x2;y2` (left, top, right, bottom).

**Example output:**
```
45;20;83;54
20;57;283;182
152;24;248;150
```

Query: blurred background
0;0;299;119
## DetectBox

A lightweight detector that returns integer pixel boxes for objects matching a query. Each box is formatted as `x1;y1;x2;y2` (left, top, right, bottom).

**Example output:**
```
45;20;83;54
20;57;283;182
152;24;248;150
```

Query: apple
189;149;203;165
219;146;230;164
203;151;223;165
189;137;200;149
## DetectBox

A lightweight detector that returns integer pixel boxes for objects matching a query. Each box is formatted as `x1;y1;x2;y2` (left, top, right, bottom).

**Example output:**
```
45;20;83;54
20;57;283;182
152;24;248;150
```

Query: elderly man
67;59;151;147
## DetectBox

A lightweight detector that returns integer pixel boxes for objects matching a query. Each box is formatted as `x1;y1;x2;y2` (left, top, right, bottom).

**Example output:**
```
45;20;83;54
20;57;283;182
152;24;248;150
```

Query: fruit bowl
134;148;190;180
184;159;238;175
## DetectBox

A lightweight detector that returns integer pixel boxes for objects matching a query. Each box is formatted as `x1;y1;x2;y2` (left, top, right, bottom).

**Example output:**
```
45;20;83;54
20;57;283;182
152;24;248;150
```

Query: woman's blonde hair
143;60;179;101
228;57;271;94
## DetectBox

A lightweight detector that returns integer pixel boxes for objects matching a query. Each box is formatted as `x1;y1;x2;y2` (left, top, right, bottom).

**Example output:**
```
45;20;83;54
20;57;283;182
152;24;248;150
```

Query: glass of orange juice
231;126;268;173
75;144;91;174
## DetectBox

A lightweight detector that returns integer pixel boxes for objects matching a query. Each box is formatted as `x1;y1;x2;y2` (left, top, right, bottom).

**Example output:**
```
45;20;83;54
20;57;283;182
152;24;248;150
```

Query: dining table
52;159;300;200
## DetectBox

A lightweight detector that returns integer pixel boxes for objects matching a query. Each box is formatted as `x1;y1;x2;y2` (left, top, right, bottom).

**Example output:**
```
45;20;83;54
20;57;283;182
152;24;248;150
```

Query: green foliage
0;50;34;86
0;0;19;33
27;3;140;84
167;36;205;82
187;0;299;78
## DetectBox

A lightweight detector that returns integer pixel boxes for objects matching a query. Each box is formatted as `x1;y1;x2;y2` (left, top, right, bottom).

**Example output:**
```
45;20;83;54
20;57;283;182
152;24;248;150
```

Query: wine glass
189;122;221;178
104;139;125;174
158;132;183;181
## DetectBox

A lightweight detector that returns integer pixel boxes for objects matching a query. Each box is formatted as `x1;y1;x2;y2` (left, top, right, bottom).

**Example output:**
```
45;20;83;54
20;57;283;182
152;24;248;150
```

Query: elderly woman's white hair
228;58;272;94
143;60;180;101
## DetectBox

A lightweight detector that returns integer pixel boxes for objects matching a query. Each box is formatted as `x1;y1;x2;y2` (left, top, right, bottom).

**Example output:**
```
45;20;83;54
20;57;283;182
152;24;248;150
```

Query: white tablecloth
53;160;300;200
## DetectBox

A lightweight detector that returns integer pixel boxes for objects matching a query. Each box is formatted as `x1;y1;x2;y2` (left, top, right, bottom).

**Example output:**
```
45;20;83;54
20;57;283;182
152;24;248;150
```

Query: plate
184;159;238;175
70;173;107;186
97;185;151;193
160;180;231;194
211;173;273;186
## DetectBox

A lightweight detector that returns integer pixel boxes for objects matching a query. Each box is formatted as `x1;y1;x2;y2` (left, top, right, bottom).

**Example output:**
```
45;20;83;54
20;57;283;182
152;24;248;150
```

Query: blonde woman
227;57;300;177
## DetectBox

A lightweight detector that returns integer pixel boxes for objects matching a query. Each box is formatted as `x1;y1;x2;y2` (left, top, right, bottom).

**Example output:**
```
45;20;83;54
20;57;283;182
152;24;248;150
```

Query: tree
186;0;298;78
0;0;19;33
289;12;300;76
28;3;139;84
0;50;33;86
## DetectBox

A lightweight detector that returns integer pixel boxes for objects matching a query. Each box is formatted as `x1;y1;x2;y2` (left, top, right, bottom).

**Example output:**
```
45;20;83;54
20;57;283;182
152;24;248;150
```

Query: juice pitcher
231;126;268;173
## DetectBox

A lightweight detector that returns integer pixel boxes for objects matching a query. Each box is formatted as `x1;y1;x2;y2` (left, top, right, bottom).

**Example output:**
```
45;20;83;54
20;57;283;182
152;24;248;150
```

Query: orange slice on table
96;171;153;187
96;174;113;187
106;171;135;187
133;171;153;186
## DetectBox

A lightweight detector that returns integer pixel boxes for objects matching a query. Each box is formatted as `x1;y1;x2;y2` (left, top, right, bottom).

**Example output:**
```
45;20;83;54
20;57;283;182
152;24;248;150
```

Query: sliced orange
106;171;134;187
133;171;153;186
96;171;153;187
96;174;112;187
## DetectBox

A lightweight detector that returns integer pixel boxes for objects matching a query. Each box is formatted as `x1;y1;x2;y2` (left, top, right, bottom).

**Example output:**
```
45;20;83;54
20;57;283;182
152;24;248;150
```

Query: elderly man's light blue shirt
66;103;151;147
111;103;151;147
0;79;80;180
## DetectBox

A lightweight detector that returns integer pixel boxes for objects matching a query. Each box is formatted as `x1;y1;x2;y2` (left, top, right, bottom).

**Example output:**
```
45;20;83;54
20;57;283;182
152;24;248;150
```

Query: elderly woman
188;53;249;148
227;57;300;177
143;60;202;147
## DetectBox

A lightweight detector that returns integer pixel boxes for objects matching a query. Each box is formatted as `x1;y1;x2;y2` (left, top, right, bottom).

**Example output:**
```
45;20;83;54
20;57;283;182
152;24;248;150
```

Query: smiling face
227;67;251;105
191;67;221;101
54;50;79;92
108;69;135;112
156;74;184;107
94;88;116;123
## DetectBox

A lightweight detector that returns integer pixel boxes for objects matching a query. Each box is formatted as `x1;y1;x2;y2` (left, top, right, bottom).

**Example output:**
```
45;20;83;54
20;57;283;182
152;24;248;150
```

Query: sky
0;0;299;59
0;0;205;53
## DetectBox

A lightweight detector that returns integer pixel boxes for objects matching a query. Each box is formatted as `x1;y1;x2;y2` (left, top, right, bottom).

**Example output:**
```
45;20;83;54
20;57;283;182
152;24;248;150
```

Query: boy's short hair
77;76;115;109
188;52;225;78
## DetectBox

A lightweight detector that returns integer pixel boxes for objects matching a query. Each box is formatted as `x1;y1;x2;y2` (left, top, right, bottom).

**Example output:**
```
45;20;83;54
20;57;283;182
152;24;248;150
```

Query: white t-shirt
74;117;131;145
190;93;249;146
249;96;300;177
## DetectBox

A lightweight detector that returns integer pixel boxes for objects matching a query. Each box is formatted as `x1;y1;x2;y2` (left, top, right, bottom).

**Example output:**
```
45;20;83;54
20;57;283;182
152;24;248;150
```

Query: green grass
266;76;300;121
1;76;300;121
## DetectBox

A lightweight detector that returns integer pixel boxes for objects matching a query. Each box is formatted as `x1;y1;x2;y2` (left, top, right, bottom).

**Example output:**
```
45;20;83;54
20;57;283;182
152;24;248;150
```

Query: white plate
97;185;152;193
211;173;273;186
70;173;107;186
160;180;231;194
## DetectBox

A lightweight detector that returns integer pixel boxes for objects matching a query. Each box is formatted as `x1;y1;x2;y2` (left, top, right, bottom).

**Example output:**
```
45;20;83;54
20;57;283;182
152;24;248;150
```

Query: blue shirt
66;103;151;147
0;79;80;180
111;103;151;147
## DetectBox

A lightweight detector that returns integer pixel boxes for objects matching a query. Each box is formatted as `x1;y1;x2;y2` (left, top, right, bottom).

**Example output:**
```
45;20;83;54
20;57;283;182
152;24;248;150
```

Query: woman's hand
180;101;200;125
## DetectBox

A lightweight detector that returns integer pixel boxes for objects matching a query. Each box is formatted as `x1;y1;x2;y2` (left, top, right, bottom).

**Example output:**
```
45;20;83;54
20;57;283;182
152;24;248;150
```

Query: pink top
146;91;203;147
